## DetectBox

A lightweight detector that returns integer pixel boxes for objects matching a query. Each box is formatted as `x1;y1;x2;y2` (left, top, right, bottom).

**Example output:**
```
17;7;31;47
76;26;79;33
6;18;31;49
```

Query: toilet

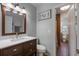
37;44;46;56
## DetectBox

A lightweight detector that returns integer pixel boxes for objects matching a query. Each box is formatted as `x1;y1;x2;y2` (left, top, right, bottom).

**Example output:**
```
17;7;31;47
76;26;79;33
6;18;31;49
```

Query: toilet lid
37;45;46;50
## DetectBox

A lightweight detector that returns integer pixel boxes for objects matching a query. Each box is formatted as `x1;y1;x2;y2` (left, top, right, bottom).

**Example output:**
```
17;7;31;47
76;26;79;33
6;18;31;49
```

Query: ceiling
31;3;43;8
31;3;62;8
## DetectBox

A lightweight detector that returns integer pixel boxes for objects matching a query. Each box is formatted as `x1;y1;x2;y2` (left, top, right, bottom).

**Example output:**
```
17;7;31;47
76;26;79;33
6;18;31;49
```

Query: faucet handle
16;32;18;35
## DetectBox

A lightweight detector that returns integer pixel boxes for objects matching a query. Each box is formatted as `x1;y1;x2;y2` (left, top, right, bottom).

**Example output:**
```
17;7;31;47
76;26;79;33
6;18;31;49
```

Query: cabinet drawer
24;40;36;51
0;39;37;56
23;48;36;56
2;44;23;56
23;39;36;55
24;39;36;47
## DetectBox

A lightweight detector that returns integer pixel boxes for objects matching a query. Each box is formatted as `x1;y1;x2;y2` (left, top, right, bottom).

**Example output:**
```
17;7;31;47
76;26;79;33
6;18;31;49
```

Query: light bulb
15;6;21;12
21;7;26;14
3;3;14;9
13;9;17;14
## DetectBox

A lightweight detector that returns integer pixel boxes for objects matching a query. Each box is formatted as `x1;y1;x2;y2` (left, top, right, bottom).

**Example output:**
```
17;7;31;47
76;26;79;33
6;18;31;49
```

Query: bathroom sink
10;37;29;42
11;38;24;42
21;36;36;39
0;36;36;43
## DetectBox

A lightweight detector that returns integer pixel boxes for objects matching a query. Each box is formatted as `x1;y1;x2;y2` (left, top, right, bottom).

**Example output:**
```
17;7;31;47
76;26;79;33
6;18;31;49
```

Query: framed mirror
1;4;26;35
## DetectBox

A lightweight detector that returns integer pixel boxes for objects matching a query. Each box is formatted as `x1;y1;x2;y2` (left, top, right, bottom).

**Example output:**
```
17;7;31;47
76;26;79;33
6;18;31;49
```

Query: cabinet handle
13;49;17;52
30;49;32;51
30;43;32;45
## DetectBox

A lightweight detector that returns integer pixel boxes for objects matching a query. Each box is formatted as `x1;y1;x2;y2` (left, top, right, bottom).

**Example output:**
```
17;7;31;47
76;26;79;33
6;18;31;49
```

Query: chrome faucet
16;32;19;39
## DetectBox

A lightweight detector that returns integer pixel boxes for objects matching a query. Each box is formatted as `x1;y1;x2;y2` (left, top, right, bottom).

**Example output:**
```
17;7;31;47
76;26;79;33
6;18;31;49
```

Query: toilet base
37;51;44;56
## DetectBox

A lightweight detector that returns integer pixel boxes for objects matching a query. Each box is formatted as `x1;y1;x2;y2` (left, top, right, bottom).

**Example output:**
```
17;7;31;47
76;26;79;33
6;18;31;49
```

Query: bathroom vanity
0;37;37;56
0;4;37;56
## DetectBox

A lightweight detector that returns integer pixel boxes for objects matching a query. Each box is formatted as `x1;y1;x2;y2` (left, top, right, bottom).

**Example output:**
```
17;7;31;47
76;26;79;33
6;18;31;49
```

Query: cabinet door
23;39;37;56
1;44;23;56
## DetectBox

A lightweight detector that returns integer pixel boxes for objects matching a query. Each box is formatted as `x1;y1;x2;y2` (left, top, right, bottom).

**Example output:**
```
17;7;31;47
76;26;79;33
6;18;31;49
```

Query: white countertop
0;36;36;49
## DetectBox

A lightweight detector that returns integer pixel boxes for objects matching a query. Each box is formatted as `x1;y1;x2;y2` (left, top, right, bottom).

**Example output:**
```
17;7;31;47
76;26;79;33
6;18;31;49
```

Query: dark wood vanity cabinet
23;40;36;56
0;44;23;56
0;39;37;56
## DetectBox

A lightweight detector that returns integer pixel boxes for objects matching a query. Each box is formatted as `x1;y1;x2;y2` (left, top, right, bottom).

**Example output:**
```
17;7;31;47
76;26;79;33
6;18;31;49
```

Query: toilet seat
37;44;46;52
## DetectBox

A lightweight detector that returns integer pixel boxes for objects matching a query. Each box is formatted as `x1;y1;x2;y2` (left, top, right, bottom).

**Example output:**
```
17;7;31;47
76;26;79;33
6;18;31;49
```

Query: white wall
76;3;79;55
0;3;36;37
60;5;76;56
76;4;79;49
67;4;76;56
0;4;2;36
19;3;37;37
37;3;77;56
37;3;62;56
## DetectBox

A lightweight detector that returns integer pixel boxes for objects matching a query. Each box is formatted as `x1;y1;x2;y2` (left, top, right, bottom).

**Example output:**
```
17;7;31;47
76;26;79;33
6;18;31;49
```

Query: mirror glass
5;11;24;33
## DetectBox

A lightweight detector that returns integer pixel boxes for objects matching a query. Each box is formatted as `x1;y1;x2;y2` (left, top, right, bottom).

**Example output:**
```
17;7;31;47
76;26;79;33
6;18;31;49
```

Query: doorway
56;4;75;56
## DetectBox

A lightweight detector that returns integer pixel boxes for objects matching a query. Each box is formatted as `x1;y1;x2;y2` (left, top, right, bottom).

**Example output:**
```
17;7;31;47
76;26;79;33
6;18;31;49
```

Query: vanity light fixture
2;3;14;11
2;3;14;9
60;5;70;11
21;7;26;14
13;8;17;14
7;3;14;9
5;6;11;11
2;3;26;14
15;4;21;12
12;4;19;14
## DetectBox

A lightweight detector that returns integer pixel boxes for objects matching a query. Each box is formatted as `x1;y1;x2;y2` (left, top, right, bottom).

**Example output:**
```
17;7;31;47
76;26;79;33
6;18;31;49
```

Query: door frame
56;14;61;56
